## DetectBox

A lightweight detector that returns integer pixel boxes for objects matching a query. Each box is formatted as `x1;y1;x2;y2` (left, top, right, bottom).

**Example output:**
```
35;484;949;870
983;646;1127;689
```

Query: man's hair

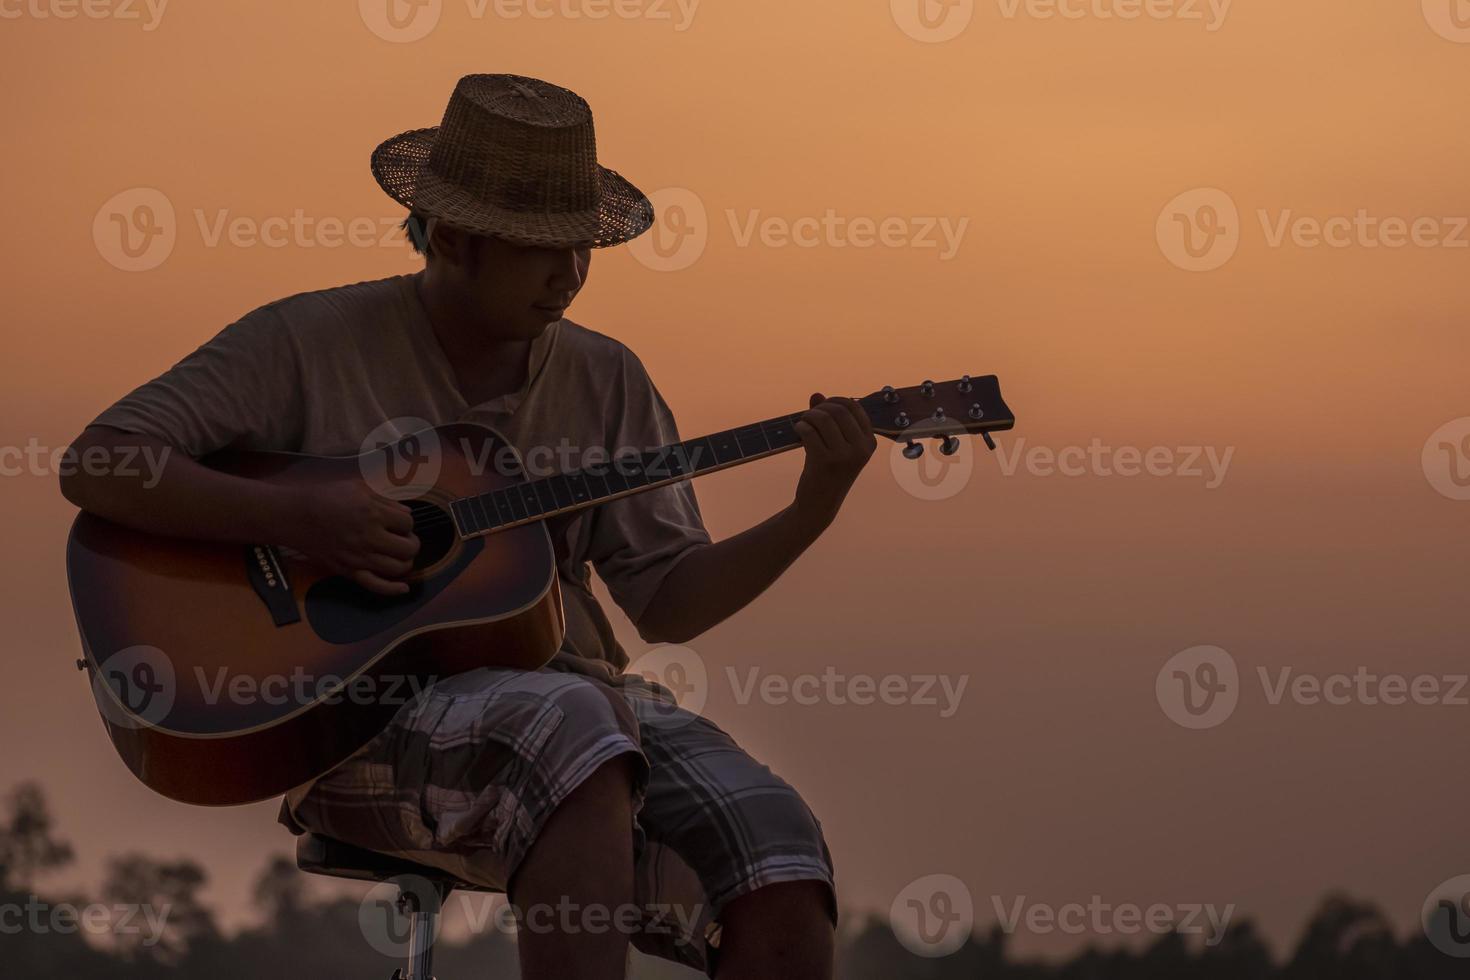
403;212;496;260
402;211;432;256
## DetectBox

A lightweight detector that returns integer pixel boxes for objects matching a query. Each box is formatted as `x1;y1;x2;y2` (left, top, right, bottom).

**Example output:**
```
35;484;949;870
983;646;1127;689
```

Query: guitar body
66;423;565;807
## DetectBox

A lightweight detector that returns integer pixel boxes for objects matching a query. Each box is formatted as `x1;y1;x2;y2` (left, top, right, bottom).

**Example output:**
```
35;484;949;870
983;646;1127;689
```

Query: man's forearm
636;503;830;644
60;427;293;544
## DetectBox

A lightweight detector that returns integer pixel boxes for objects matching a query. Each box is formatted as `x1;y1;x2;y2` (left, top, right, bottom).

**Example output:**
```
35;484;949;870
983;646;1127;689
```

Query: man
60;73;876;979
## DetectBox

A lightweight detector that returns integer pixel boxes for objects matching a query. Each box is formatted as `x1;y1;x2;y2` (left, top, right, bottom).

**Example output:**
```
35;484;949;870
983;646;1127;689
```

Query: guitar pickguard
304;536;484;644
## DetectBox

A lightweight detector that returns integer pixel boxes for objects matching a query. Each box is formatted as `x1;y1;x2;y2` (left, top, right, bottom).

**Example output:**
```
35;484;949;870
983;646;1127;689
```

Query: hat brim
371;127;655;249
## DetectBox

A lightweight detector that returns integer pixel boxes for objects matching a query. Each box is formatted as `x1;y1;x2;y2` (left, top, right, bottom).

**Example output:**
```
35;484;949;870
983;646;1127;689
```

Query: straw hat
371;74;654;249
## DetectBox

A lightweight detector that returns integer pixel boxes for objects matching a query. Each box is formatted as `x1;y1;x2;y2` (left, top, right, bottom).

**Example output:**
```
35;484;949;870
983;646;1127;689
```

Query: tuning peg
903;440;924;460
895;411;911;429
881;385;899;404
967;403;985;420
957;375;973;393
920;379;935;397
939;436;960;456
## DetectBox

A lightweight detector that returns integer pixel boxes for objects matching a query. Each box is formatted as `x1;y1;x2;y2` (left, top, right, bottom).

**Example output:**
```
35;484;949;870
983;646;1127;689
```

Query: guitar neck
447;409;813;538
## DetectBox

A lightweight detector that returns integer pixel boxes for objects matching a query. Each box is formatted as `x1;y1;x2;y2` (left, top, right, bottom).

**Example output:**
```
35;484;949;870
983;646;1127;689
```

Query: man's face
460;234;591;340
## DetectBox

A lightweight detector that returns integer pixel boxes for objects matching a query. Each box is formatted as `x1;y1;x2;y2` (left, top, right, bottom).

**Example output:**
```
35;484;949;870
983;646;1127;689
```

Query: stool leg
390;880;447;980
405;904;437;980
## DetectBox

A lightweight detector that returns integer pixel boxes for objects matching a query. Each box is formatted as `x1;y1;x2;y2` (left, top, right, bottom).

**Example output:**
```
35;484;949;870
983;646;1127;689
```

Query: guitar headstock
858;375;1015;456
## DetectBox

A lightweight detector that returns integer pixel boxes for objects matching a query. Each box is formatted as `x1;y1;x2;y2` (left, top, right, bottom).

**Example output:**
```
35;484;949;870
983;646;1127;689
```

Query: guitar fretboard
448;411;808;536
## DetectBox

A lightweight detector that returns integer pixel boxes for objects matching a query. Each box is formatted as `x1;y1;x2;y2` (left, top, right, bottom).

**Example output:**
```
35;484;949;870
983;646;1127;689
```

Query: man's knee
716;880;835;975
724;880;834;931
509;752;641;903
558;751;639;820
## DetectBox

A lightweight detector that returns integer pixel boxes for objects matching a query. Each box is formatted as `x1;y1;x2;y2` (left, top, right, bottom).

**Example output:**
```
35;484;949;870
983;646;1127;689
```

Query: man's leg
614;673;837;977
507;753;639;980
713;880;835;980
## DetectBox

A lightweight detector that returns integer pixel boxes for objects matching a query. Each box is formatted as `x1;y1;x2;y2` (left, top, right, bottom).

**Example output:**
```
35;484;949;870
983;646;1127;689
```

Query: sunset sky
3;0;1468;963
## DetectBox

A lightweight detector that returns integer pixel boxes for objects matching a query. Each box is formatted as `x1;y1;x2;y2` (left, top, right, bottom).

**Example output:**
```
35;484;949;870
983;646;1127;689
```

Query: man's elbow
57;434;91;508
634;621;681;645
634;611;696;646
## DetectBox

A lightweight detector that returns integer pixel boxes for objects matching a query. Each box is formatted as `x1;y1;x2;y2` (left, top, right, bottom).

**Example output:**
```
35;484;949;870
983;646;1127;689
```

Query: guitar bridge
245;545;301;627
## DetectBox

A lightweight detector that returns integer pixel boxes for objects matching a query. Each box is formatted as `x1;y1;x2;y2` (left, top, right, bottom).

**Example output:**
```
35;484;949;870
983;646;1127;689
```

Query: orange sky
3;0;1468;962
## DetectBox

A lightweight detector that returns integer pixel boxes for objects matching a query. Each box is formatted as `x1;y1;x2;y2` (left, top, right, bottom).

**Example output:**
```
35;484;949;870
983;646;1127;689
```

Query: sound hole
407;499;456;571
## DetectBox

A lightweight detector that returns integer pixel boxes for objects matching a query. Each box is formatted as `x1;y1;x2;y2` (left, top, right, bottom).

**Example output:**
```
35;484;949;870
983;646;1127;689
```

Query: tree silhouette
2;782;1466;979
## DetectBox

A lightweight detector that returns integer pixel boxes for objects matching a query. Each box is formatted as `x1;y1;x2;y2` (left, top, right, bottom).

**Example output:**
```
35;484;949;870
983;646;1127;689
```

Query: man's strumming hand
281;480;421;596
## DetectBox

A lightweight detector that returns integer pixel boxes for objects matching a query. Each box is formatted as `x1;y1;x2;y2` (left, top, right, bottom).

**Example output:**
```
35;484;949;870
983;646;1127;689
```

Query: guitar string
383;412;815;535
367;400;983;536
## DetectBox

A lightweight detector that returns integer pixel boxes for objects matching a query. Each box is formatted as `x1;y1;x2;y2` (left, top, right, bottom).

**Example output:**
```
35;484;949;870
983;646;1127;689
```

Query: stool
296;833;499;980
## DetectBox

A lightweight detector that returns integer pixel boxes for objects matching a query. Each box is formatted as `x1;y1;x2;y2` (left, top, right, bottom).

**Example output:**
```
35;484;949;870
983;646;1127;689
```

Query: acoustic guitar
67;376;1014;805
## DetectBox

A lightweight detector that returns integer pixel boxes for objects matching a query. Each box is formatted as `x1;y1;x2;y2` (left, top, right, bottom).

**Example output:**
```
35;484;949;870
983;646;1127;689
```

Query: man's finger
793;418;832;455
815;400;866;449
364;551;415;578
373;530;421;561
373;498;416;533
837;396;875;438
801;409;844;455
352;569;410;596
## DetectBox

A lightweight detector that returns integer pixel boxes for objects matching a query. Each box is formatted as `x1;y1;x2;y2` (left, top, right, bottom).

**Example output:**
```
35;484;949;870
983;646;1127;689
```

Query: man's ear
427;219;477;270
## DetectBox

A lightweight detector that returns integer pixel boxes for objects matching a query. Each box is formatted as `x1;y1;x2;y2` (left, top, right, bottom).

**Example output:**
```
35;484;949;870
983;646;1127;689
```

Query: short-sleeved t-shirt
90;272;711;674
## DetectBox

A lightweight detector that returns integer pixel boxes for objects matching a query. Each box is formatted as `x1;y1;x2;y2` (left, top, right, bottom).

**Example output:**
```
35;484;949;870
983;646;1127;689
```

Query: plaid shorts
278;652;836;974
